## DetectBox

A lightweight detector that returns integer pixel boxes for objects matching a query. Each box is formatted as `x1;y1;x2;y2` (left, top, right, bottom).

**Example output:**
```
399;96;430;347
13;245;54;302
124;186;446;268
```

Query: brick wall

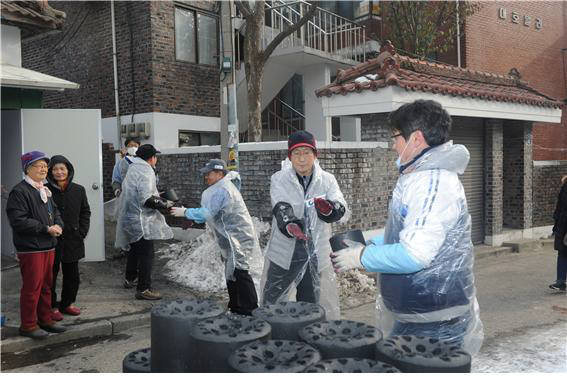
532;163;567;227
465;1;567;160
150;1;220;116
21;1;220;119
22;1;153;118
502;121;533;228
155;146;397;233
361;113;390;142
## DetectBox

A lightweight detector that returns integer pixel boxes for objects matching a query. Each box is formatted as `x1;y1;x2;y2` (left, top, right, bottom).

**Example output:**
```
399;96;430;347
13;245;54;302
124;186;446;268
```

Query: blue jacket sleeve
360;242;424;274
367;234;385;246
111;160;122;184
185;208;211;223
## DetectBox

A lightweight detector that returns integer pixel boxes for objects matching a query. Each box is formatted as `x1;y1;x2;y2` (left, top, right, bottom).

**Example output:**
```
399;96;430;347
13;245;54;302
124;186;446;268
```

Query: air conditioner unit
120;124;128;138
135;122;151;139
127;123;136;137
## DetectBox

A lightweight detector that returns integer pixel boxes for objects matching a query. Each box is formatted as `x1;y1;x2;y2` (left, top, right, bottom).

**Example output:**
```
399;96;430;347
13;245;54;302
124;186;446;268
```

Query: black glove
144;196;174;210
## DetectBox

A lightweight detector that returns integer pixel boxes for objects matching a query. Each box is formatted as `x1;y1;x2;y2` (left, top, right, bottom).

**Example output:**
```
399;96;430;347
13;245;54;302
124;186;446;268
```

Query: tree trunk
243;1;265;142
245;58;264;142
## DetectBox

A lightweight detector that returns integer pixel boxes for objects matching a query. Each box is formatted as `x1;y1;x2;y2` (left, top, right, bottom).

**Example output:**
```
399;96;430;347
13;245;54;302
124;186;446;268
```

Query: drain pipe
111;0;121;149
456;0;461;68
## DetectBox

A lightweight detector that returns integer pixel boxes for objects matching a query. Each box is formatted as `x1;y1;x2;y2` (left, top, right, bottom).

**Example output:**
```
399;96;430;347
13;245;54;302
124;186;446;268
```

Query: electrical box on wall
120;122;151;139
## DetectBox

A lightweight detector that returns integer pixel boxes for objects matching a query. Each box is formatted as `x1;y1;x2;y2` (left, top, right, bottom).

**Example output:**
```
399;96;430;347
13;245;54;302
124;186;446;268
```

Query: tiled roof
1;1;66;30
316;41;562;109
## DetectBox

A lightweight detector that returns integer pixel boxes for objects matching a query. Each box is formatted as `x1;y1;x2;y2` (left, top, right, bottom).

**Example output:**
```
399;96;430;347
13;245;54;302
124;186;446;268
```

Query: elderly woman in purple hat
5;151;66;339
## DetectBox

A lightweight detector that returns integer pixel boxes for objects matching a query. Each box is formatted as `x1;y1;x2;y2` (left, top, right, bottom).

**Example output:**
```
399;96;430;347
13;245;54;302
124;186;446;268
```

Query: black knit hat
288;130;317;156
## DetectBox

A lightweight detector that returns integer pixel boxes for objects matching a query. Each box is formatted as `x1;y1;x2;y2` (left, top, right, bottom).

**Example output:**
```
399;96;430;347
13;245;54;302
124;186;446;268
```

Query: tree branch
234;0;252;18
261;1;320;63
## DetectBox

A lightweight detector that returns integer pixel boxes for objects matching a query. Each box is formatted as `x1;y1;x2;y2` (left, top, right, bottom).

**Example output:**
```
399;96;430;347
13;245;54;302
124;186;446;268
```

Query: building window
179;130;220;147
175;7;218;65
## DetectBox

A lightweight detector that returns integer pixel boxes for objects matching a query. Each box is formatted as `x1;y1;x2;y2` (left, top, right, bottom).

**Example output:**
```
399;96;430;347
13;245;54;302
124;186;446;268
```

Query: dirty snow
472;323;567;372
157;218;269;295
337;269;376;308
157;219;375;308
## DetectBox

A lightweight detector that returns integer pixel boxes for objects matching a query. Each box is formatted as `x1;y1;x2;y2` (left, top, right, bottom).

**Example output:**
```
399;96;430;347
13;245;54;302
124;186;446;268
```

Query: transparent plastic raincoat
115;157;173;250
201;171;263;285
261;159;350;320
366;141;483;355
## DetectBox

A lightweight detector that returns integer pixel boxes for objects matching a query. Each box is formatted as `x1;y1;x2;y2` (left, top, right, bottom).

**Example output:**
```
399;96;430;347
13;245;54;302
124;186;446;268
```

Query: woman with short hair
6;151;66;339
47;155;91;318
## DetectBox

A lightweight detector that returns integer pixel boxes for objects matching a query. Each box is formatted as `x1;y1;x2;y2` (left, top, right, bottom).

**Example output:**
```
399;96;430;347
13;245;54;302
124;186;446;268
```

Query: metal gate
450;118;485;244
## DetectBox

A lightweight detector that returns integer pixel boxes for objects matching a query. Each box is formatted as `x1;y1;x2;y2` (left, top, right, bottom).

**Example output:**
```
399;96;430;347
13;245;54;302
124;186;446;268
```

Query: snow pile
472;323;567;372
158;218;378;308
157;218;269;295
337;269;376;308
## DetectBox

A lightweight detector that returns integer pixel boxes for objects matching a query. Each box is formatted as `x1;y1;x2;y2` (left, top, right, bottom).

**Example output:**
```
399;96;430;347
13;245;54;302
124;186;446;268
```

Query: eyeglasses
390;133;403;139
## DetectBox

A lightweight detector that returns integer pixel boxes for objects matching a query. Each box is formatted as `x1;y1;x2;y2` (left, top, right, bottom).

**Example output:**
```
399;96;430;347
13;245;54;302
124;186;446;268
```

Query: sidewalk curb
1;312;150;354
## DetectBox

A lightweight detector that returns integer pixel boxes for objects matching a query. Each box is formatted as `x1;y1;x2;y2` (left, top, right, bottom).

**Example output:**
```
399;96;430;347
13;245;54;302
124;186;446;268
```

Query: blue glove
185;207;210;223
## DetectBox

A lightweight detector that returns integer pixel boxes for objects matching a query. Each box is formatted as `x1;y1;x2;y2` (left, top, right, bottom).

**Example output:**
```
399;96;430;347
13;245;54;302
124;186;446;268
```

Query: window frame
178;130;220;147
174;4;219;66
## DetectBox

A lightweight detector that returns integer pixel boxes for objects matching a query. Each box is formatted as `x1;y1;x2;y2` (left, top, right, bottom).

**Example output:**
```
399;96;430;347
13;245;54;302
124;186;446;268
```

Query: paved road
4;243;567;372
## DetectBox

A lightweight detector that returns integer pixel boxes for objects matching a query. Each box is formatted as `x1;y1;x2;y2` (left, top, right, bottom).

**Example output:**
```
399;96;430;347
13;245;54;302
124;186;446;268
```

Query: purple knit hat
21;151;50;172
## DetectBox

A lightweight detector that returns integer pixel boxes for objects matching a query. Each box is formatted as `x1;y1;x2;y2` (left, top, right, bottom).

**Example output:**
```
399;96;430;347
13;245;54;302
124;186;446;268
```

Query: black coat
552;182;567;257
6;180;63;253
47;155;91;263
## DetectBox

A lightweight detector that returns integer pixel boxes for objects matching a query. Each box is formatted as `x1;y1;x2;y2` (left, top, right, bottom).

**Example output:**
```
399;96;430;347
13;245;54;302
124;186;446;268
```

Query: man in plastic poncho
111;138;140;198
261;130;349;320
170;159;261;315
115;144;174;301
331;100;484;355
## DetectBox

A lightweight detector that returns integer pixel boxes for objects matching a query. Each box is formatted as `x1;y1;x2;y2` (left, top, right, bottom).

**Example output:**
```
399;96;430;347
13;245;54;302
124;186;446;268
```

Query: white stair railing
264;0;366;63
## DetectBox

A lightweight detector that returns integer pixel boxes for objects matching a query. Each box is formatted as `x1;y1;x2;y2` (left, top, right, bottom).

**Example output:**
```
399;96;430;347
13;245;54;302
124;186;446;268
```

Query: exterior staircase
234;0;369;140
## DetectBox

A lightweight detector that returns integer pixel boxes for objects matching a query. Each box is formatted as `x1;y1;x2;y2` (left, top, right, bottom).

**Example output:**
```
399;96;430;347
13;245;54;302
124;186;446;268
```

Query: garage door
450;118;485;244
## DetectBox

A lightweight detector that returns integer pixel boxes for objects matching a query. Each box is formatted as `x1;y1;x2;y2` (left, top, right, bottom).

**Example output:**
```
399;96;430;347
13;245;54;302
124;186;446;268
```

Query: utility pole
220;0;239;171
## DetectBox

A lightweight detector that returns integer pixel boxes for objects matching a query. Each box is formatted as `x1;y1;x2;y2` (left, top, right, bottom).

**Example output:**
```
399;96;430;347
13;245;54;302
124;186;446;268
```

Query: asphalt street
3;242;566;372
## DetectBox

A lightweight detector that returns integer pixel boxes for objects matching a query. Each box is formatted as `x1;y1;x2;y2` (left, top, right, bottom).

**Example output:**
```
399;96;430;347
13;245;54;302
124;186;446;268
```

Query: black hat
199;159;228;174
288;130;317;156
135;144;160;160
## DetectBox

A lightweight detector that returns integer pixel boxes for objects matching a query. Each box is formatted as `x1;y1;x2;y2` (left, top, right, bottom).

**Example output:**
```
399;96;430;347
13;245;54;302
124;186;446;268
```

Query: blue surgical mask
395;156;402;169
395;136;414;171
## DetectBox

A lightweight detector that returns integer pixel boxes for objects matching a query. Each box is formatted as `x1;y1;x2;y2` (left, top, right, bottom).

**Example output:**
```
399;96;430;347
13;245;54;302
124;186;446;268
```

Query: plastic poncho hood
200;171;263;283
115;157;173;250
377;141;484;355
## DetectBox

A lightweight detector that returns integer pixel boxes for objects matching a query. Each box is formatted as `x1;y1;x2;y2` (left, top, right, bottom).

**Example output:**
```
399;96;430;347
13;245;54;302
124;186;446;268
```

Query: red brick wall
21;1;220;119
465;1;567;160
150;1;220;116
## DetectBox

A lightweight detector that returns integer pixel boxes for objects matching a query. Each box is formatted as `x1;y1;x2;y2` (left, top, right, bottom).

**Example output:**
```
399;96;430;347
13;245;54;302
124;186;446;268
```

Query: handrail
279;98;305;118
262;0;367;64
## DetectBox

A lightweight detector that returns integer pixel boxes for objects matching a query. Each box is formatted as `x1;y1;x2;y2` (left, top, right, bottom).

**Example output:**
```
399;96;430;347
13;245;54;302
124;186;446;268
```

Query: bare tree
235;0;319;142
382;1;481;59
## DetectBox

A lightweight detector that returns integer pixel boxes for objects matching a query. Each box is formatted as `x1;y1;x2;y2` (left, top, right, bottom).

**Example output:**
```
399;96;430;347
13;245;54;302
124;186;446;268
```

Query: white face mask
395;134;415;170
127;147;138;156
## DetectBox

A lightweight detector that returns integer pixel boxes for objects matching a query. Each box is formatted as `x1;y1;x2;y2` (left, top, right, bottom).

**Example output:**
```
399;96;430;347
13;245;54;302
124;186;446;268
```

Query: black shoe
549;282;567;291
19;327;49;339
123;277;138;289
39;322;67;333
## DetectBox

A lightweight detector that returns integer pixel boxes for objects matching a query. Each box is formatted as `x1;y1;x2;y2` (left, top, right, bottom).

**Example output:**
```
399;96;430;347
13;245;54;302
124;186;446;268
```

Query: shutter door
450;118;485;245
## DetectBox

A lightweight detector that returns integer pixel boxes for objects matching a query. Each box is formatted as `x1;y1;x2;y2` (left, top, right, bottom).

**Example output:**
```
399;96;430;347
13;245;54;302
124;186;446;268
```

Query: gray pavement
1;237;566;372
